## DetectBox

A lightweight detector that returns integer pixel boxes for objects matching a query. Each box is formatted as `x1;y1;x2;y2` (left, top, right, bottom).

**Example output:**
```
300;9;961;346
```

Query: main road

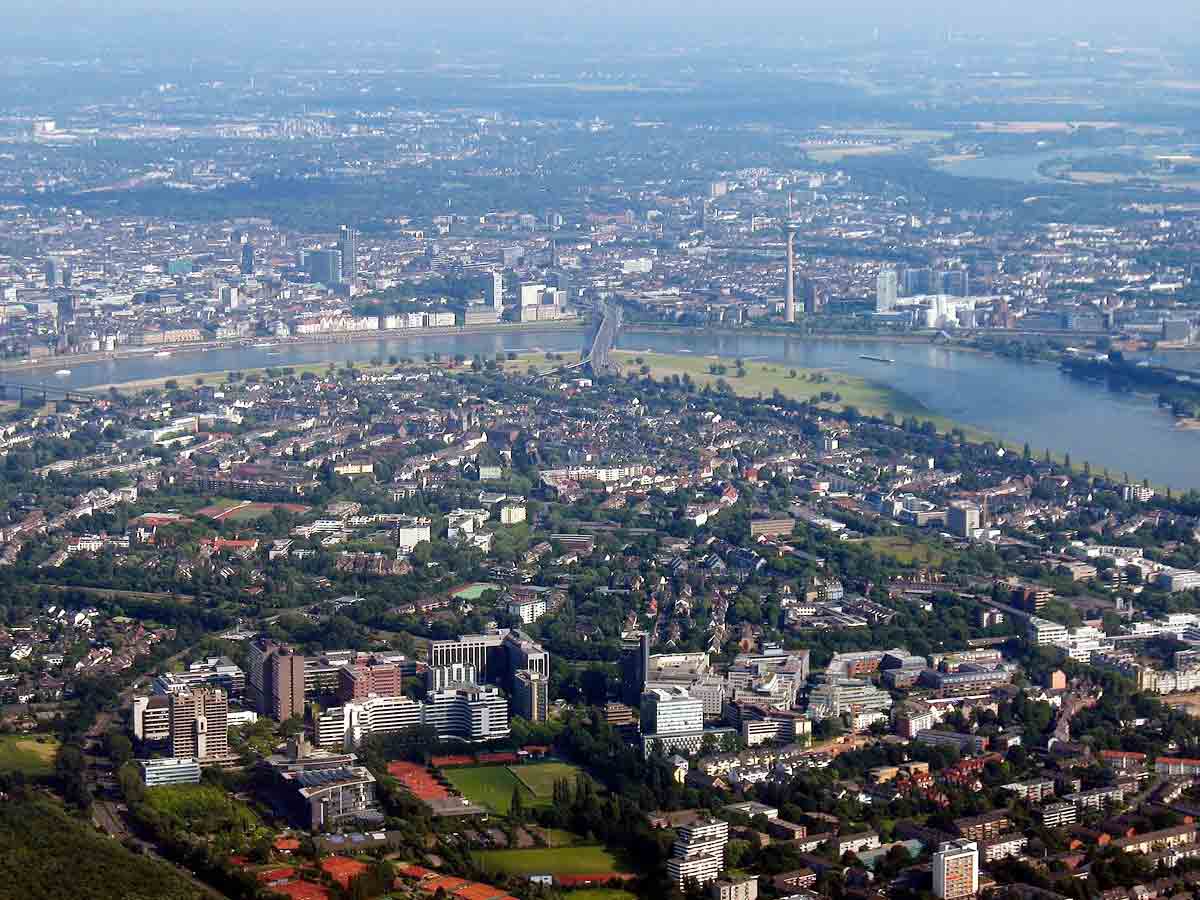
584;300;621;374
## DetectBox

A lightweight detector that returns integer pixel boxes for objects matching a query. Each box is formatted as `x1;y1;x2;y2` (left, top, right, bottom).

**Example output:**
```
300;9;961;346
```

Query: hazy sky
7;0;1199;48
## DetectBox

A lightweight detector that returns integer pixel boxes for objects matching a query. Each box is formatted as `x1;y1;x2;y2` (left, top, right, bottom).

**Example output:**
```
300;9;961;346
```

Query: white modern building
876;268;898;313
138;756;202;787
642;686;704;736
315;694;425;750
668;818;729;889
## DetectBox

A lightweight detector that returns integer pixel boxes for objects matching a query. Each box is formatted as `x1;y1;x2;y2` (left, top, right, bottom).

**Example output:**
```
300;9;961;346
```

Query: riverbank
5;319;587;377
611;350;995;442
20;327;1199;488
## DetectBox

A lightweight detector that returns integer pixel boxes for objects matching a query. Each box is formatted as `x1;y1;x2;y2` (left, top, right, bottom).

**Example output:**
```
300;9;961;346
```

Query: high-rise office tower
169;686;229;762
620;632;651;705
56;293;76;328
269;649;306;723
902;266;932;296
247;638;306;722
44;257;62;288
304;248;342;285
784;225;797;323
641;686;704;737
933;840;978;900
513;669;549;722
489;270;505;312
240;243;255;275
939;268;969;297
876;268;898;313
801;277;820;315
338;225;358;282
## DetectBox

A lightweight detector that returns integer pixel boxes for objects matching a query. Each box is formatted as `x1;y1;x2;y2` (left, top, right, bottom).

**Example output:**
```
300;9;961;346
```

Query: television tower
785;226;797;323
784;195;797;323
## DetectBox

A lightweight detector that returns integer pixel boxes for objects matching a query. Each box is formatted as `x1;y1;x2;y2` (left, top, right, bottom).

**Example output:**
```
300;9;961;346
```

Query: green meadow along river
20;328;1200;490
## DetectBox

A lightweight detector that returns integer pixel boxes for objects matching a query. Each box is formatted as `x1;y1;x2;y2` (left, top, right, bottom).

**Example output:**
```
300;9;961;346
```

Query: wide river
28;328;1200;489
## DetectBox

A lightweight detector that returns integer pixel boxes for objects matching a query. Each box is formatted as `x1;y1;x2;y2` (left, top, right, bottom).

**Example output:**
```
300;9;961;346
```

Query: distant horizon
5;0;1200;53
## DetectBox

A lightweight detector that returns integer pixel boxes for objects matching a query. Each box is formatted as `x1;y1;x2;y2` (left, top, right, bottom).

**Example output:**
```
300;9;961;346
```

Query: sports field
0;734;59;776
509;761;584;796
196;499;310;521
474;845;623;877
861;534;952;565
450;582;500;601
443;762;588;814
444;766;530;813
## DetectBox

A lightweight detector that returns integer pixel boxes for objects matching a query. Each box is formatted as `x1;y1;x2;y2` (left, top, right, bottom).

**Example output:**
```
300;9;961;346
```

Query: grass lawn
610;350;994;442
446;762;591;813
443;766;532;814
0;734;59;776
611;351;925;418
862;535;952;565
218;504;279;522
567;891;638;900
508;762;588;798
451;582;500;601
474;845;623;877
537;828;580;848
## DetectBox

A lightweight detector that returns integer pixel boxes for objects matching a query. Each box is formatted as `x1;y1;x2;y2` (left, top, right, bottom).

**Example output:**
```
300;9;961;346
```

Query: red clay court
430;754;475;768
387;761;451;801
320;856;369;888
268;881;331;900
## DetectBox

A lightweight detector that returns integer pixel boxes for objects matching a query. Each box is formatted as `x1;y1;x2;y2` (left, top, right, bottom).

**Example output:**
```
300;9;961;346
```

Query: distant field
474;845;623;877
613;350;994;442
805;145;896;162
451;582;500;600
0;734;59;776
445;762;588;813
566;890;637;900
862;535;952;565
196;499;309;521
613;351;926;419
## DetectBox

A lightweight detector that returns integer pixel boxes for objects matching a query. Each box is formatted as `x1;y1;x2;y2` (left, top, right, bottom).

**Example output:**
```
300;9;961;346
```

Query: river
937;149;1089;184
26;328;1200;489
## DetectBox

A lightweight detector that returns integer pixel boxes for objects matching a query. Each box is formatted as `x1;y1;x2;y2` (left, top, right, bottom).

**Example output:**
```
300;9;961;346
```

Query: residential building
1039;802;1078;828
711;875;758;900
954;811;1010;841
932;840;978;900
668;818;729;889
1002;778;1056;802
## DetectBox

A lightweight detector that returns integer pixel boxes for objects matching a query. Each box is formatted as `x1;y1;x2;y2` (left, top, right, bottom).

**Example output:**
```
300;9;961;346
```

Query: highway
584;300;621;374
